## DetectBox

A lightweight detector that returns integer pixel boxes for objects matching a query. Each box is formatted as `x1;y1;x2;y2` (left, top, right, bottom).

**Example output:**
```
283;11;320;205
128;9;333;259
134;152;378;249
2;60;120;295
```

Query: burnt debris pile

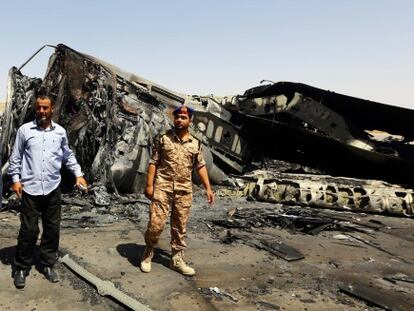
212;206;339;234
60;188;149;228
2;43;414;220
2;184;150;227
210;202;390;261
1;44;170;196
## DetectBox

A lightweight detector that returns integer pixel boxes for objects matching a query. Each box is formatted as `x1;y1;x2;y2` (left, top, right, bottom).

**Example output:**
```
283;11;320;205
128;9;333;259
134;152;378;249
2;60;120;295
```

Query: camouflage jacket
149;129;206;193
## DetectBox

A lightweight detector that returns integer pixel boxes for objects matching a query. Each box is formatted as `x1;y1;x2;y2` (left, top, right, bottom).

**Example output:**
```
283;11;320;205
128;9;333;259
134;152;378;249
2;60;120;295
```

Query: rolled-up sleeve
149;136;162;165
8;128;25;183
61;130;83;177
195;145;206;169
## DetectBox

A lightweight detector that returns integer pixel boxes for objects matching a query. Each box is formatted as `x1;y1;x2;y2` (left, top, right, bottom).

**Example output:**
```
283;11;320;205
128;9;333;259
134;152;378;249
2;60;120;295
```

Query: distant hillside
0;101;4;113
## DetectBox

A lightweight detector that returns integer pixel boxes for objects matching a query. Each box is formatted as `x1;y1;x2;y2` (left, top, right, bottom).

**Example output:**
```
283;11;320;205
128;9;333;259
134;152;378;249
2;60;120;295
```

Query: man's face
174;113;191;131
35;97;53;125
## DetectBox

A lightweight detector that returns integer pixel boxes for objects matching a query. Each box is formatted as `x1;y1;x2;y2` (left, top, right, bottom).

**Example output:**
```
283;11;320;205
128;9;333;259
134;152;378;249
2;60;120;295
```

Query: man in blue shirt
8;94;88;289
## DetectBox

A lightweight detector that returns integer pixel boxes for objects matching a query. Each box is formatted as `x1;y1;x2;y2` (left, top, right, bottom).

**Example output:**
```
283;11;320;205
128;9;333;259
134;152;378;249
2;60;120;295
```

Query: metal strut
60;254;153;311
18;44;57;71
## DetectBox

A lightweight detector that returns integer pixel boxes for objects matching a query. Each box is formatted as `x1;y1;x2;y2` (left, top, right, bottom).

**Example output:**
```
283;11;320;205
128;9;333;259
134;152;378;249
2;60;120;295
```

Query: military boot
170;250;195;276
140;246;153;273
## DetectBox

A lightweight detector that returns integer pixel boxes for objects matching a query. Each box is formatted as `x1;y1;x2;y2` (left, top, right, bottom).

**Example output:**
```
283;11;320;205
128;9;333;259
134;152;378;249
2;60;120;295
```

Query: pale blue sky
0;0;413;108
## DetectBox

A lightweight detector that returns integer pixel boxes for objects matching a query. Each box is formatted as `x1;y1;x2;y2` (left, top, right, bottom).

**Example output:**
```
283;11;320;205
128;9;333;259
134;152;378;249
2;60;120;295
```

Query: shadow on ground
117;243;170;268
0;245;16;266
0;245;50;279
0;245;16;278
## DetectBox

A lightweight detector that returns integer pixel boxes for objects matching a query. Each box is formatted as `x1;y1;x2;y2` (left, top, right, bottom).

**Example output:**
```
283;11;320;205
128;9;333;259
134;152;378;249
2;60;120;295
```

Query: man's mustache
37;116;49;124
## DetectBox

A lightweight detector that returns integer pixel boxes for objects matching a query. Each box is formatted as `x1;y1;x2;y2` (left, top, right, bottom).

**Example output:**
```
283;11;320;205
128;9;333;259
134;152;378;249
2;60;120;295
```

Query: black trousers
14;187;61;270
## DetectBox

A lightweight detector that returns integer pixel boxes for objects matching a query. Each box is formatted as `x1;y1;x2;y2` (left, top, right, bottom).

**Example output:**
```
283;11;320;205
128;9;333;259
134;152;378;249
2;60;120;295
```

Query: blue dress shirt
8;120;83;195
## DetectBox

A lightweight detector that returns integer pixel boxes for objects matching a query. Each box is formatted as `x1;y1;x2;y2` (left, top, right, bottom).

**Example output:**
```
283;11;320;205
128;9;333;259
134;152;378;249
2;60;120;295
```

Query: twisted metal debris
2;44;414;218
1;44;230;194
236;170;414;216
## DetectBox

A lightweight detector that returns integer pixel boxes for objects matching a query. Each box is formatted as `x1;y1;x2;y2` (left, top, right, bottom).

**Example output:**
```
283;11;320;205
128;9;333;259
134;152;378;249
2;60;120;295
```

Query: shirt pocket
47;133;63;156
183;144;199;168
25;133;41;152
162;140;175;160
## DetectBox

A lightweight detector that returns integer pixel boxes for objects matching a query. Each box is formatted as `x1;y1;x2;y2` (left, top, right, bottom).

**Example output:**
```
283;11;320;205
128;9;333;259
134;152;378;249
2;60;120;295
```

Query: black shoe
14;270;26;289
42;267;59;283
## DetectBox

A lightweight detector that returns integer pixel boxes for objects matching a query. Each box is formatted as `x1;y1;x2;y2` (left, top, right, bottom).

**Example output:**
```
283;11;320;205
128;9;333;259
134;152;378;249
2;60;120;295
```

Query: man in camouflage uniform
141;106;214;276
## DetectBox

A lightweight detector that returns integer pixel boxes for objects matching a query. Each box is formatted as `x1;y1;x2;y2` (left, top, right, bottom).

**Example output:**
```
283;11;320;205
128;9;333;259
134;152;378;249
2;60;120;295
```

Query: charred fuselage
2;44;414;198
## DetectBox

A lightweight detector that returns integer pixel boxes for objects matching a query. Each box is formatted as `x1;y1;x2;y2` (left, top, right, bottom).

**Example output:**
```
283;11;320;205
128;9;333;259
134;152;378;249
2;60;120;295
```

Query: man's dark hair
36;95;54;107
35;91;54;106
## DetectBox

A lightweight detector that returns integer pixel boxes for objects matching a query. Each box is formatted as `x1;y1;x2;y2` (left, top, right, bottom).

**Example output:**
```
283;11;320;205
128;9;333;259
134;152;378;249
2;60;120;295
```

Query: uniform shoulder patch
155;129;171;138
154;129;172;145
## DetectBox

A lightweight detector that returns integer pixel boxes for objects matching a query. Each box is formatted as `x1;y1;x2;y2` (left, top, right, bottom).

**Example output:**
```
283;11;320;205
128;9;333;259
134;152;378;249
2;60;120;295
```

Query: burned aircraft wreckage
1;43;414;216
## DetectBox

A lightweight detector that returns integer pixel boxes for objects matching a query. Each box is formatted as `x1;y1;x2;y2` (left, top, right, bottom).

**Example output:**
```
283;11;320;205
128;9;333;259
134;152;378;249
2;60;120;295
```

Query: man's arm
145;135;162;199
194;143;214;204
61;130;88;191
145;163;157;199
197;166;214;204
8;128;25;198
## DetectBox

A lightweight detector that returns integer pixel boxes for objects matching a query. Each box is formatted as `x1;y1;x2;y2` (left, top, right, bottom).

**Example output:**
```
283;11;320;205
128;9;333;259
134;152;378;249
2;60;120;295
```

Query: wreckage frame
2;43;414;217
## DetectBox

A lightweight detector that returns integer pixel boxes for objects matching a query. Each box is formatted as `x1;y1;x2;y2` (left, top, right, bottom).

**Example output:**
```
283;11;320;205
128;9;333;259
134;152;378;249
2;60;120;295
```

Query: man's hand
11;182;23;199
75;176;88;192
197;166;214;205
206;189;215;205
145;163;156;200
145;184;154;200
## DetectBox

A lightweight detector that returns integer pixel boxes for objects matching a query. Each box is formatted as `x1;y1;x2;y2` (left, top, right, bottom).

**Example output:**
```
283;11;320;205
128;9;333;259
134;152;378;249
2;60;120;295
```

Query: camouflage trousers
144;188;192;251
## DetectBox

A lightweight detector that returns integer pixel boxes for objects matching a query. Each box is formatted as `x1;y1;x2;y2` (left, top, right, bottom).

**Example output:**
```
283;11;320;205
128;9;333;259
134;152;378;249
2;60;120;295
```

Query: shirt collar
31;119;56;131
172;129;193;143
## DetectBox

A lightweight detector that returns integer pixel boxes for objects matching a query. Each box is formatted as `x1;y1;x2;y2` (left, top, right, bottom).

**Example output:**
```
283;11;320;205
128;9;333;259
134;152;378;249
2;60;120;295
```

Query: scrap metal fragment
60;254;152;311
92;185;111;206
344;233;411;264
338;283;414;311
337;222;375;236
221;231;304;261
384;273;414;284
212;206;336;234
62;197;93;209
259;239;304;261
256;301;280;310
212;219;250;229
306;223;332;235
199;287;239;302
